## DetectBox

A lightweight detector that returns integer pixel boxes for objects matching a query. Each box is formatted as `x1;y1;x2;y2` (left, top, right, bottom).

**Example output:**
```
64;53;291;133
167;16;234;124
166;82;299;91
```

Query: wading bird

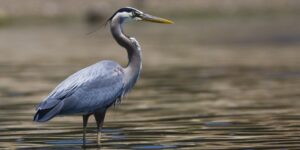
33;7;173;146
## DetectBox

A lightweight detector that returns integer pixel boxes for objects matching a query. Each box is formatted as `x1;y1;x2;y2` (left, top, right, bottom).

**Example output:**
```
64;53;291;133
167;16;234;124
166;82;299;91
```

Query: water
0;64;300;149
0;17;300;149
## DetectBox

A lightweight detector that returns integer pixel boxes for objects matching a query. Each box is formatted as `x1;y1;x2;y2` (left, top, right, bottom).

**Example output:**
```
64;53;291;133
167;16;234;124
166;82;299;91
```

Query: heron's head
107;7;173;25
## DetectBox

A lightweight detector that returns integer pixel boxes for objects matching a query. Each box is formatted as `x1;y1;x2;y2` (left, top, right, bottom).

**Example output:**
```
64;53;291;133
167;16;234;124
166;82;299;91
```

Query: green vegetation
1;15;81;27
165;8;300;20
0;7;298;27
0;15;12;27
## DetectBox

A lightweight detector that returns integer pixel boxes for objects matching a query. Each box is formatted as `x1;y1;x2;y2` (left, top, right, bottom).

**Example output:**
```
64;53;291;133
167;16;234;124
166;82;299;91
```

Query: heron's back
34;60;125;121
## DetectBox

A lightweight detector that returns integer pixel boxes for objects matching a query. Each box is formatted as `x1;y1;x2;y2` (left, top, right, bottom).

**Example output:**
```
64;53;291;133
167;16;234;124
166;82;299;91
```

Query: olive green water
0;19;300;149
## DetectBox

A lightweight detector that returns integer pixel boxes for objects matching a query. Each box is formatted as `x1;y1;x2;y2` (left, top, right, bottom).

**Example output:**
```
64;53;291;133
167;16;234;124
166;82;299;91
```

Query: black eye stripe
107;7;143;22
119;8;133;13
132;11;139;17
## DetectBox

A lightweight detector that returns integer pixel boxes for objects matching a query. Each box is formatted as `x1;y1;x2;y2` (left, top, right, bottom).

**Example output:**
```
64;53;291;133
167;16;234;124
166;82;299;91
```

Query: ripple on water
0;66;300;149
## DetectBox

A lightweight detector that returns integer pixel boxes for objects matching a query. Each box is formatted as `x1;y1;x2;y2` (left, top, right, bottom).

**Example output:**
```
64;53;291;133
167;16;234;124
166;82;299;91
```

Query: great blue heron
33;7;173;146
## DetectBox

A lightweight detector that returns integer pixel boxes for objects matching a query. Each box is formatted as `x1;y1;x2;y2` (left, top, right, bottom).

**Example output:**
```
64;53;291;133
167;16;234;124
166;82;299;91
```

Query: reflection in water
0;65;300;149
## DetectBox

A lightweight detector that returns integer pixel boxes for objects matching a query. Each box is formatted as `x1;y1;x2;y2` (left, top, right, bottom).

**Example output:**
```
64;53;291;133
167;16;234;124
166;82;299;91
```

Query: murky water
0;64;300;149
0;16;300;149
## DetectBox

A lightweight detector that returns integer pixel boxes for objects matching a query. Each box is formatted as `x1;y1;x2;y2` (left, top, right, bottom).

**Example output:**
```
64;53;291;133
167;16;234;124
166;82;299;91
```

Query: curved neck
110;17;142;89
110;18;141;67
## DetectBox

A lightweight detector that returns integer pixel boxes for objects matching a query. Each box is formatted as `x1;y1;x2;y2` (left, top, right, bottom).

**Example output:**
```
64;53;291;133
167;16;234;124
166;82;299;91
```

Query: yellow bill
141;14;174;24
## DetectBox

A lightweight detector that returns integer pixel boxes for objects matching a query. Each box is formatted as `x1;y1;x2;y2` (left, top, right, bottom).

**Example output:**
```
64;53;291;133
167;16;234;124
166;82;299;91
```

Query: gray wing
34;60;125;122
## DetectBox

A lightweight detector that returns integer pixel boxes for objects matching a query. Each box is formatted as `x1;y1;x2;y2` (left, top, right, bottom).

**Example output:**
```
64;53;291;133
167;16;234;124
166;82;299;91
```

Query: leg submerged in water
94;110;106;145
82;114;90;147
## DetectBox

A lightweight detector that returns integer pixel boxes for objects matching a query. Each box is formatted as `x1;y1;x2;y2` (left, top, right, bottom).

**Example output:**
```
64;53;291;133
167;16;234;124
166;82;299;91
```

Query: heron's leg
82;114;90;146
94;110;107;145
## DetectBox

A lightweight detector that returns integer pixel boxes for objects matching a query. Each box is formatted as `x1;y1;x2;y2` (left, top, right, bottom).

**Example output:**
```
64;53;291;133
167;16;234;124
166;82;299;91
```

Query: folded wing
34;61;125;122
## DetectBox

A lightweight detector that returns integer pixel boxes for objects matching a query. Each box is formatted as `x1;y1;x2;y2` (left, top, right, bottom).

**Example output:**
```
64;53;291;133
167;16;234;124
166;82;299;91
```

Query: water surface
0;17;300;149
0;64;300;149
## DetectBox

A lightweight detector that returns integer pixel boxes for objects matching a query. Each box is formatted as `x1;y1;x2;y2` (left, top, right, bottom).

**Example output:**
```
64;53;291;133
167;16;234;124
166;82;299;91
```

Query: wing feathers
33;61;125;122
33;101;64;122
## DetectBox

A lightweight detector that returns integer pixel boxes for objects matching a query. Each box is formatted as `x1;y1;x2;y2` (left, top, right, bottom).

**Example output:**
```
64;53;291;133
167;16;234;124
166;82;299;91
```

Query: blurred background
0;0;300;149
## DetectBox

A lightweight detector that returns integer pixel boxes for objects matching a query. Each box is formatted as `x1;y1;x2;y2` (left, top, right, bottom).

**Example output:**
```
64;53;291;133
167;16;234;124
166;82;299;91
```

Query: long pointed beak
141;13;174;24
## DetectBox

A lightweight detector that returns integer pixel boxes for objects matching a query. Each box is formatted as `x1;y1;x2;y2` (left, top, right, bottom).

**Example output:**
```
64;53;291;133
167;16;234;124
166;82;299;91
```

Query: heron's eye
132;12;137;17
132;11;141;18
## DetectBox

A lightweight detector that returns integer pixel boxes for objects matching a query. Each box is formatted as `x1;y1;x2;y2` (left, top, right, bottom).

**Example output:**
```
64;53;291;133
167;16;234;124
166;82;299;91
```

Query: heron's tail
33;101;64;122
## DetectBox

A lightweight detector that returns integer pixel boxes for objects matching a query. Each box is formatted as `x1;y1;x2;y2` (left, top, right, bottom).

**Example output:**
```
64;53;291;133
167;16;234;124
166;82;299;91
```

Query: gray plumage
33;8;143;122
34;61;128;121
33;7;173;146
